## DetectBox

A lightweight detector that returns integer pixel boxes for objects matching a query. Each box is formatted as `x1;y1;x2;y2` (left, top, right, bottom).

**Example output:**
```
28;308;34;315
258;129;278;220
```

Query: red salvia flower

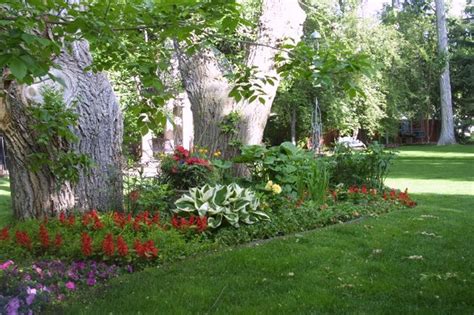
134;239;158;258
39;224;50;248
152;213;160;225
133;218;141;231
390;189;396;200
361;185;368;194
144;240;158;257
134;240;146;257
67;215;75;226
59;212;66;224
15;230;32;249
102;233;115;256
82;213;91;226
93;218;104;230
0;227;9;241
54;233;63;248
81;232;93;257
117;236;129;257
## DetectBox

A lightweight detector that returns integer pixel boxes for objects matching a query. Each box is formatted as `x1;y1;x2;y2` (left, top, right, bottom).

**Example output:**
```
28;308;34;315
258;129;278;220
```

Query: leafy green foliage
219;111;241;135
330;142;396;189
28;88;92;185
1;0;244;134
236;142;329;200
295;158;330;204
124;177;175;214
174;183;269;228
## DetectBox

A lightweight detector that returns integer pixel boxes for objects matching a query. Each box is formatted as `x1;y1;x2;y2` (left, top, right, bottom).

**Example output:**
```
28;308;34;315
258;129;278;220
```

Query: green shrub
236;142;330;203
125;177;175;213
330;142;395;189
173;183;270;228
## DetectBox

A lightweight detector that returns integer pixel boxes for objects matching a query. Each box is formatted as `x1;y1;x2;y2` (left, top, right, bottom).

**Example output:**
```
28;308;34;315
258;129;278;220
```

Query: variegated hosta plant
173;184;270;228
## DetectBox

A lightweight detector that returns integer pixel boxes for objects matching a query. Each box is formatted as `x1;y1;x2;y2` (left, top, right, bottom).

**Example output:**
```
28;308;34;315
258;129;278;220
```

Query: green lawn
62;145;473;314
0;177;11;224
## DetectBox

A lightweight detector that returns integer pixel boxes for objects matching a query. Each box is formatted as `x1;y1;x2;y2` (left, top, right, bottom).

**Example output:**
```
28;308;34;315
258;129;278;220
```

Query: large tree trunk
435;0;456;145
176;0;306;156
0;41;123;219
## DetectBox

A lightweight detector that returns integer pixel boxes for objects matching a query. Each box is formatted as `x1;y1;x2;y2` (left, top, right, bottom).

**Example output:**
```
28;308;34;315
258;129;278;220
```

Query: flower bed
0;260;126;314
0;185;416;314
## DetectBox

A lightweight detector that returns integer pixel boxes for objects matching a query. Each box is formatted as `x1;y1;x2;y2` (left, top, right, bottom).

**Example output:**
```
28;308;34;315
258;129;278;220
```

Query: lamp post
310;31;322;155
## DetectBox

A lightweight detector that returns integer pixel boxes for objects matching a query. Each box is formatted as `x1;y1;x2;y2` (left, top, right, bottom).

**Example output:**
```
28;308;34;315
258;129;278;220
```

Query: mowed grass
0;177;11;224
63;145;474;314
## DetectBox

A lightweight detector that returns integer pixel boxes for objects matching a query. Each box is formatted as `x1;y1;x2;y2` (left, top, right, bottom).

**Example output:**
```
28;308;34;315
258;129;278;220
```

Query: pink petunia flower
0;260;14;270
65;281;76;290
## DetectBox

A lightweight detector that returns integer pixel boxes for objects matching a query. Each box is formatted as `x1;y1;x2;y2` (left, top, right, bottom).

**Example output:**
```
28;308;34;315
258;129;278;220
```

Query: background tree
435;0;456;144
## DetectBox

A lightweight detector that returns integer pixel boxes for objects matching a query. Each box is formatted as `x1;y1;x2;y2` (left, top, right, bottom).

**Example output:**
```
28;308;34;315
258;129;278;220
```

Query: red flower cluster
395;189;416;207
185;157;210;167
82;210;104;230
0;227;9;241
171;146;211;169
174;146;190;160
54;233;63;248
132;211;160;231
113;212;132;228
59;212;76;226
15;230;32;249
348;185;376;195
117;236;129;257
39;224;50;248
81;232;93;256
134;239;158;258
102;233;115;256
171;215;207;232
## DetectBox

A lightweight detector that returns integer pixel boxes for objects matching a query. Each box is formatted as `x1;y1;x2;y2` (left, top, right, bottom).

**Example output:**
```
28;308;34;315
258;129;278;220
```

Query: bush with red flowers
160;146;217;190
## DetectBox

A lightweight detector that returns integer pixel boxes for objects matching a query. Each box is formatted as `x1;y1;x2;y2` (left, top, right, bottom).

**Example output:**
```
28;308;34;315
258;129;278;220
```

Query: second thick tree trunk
177;0;306;156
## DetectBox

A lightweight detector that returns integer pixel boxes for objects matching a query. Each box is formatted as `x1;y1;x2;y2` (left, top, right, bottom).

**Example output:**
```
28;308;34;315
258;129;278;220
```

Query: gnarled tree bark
0;41;123;219
176;0;306;157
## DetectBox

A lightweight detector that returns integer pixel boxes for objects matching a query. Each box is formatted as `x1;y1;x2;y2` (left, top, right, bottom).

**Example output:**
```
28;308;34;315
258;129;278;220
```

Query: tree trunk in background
435;0;456;145
291;106;297;145
0;41;123;219
176;0;306;157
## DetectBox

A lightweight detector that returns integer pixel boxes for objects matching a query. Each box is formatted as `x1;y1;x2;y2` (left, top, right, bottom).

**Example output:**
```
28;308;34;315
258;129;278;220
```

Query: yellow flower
264;180;274;191
271;184;282;195
213;150;222;157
